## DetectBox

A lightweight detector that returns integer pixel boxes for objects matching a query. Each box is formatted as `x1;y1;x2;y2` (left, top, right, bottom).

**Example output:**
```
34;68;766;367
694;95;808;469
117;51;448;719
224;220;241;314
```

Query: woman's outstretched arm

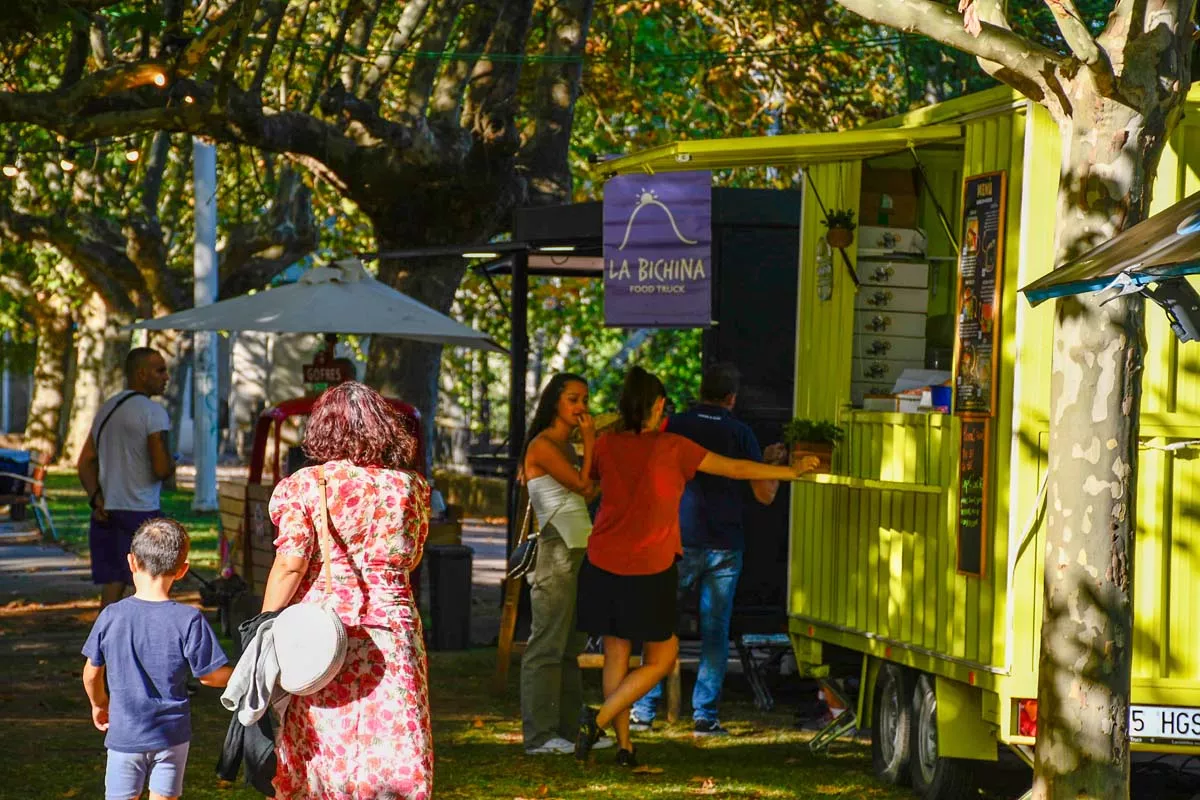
697;451;820;481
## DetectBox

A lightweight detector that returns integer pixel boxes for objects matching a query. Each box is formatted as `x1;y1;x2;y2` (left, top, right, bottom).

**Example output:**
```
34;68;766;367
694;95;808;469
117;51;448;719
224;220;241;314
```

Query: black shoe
615;747;638;768
693;719;729;736
575;706;601;761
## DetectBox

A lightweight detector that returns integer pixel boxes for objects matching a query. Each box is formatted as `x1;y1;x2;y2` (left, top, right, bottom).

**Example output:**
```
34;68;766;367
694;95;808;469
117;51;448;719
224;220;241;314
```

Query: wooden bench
0;450;57;541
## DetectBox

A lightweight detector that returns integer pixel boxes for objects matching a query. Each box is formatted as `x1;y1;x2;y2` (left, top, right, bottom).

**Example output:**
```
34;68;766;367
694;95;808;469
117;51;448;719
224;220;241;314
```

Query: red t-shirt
587;431;708;576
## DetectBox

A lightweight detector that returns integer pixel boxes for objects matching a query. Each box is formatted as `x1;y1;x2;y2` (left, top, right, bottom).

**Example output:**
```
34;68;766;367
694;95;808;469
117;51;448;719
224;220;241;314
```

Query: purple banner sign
603;170;712;327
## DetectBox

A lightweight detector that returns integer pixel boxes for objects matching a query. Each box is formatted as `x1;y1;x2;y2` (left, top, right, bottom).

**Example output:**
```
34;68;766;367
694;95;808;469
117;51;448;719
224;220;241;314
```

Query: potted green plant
821;209;857;249
782;418;844;473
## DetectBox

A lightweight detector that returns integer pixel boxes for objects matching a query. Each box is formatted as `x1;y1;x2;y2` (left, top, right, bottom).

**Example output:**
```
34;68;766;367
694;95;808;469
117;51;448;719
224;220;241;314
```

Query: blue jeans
632;548;743;724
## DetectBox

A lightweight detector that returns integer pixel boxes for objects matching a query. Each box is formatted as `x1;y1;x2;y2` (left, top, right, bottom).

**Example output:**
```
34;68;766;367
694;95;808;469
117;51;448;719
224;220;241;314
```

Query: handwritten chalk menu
953;172;1007;415
957;415;989;576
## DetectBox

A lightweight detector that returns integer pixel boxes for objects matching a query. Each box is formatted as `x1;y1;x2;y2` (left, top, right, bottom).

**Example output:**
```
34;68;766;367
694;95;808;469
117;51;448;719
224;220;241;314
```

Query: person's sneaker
525;736;575;755
592;735;616;750
575;706;602;760
615;747;638;768
628;714;653;732
693;719;730;736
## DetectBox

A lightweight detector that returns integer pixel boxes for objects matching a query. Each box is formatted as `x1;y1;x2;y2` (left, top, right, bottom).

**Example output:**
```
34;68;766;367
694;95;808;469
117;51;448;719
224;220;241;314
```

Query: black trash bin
425;544;473;650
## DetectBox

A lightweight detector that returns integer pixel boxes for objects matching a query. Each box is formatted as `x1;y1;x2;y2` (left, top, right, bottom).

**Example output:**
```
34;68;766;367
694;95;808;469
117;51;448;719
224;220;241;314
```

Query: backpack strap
94;391;145;450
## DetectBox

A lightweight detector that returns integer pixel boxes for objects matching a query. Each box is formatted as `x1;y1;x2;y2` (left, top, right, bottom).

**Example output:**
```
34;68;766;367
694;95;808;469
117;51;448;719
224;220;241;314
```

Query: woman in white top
519;373;614;755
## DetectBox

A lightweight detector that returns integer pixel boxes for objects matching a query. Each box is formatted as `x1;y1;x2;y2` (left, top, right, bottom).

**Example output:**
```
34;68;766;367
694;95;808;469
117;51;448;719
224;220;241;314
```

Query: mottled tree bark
23;301;72;462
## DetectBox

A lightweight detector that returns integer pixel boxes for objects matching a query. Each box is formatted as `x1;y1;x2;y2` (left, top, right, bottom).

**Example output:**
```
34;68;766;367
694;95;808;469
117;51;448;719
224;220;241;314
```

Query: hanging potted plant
782;419;844;474
822;209;857;249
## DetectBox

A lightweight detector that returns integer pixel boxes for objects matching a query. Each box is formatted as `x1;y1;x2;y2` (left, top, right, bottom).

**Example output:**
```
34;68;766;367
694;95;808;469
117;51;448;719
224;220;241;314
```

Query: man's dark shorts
89;509;161;585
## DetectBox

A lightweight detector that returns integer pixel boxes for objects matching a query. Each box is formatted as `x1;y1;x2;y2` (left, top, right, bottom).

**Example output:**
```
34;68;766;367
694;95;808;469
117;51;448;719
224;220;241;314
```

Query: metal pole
191;138;219;511
506;250;529;553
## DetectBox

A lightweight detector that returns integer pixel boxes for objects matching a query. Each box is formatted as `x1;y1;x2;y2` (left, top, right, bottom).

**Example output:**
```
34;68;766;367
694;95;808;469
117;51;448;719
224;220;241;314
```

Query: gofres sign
602;170;712;328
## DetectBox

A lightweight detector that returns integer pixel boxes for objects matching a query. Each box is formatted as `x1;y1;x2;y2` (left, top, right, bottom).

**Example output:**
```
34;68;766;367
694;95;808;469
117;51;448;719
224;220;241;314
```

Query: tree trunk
63;293;131;462
1033;92;1166;800
23;303;72;462
366;241;469;474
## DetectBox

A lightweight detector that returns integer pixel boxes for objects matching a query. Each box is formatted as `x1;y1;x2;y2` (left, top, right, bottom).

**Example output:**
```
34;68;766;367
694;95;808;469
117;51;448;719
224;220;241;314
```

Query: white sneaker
593;735;616;750
525;736;575;755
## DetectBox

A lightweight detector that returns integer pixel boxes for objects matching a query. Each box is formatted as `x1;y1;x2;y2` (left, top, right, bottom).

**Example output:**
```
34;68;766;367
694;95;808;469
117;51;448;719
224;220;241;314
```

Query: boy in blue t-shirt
82;518;231;800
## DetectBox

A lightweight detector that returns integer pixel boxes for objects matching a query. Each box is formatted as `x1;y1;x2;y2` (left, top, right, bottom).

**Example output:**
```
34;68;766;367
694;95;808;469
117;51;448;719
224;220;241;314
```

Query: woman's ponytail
619;366;666;434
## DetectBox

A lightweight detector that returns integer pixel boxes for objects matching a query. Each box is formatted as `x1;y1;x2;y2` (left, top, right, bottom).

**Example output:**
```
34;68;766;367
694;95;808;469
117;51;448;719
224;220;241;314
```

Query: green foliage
782;418;844;445
821;209;856;231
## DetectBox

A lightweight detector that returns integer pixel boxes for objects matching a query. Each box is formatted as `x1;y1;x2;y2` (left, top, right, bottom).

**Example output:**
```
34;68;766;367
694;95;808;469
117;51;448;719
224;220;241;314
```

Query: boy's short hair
131;518;189;576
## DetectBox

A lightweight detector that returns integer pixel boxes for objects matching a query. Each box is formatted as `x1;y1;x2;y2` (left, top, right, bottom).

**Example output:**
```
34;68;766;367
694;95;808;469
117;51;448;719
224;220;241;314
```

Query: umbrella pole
506;250;530;555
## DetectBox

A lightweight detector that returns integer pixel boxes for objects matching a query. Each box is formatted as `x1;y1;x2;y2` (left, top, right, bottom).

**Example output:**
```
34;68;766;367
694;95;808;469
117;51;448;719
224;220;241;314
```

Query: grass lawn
45;471;225;573
19;473;918;799
0;598;915;800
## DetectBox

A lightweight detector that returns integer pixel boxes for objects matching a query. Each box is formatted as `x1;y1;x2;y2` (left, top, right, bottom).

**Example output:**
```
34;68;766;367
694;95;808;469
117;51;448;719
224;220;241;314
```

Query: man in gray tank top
77;348;175;607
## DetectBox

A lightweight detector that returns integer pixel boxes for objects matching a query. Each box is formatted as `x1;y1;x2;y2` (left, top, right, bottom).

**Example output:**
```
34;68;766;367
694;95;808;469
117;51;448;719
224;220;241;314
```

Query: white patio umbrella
129;258;506;353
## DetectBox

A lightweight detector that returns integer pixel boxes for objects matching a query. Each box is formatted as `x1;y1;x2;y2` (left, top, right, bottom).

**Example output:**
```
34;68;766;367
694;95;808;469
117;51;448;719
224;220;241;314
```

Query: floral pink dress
269;460;432;800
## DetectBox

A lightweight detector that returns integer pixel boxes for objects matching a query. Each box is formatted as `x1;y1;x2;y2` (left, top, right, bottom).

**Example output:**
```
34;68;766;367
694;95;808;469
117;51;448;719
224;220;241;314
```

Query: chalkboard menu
957;415;989;576
954;172;1007;414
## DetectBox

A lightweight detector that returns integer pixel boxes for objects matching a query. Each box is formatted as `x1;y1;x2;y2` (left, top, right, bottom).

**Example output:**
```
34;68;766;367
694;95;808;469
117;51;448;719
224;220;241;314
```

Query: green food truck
601;84;1200;798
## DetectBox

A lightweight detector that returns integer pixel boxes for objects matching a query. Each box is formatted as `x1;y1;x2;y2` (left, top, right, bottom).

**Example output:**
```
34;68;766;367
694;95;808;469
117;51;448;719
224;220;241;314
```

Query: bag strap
316;466;335;600
94;391;144;450
515;498;535;544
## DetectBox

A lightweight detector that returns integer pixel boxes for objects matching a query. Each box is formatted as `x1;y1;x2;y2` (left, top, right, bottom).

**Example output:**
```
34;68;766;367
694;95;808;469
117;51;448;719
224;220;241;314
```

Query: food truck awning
596;125;964;175
1019;191;1200;341
1021;191;1200;305
129;257;506;353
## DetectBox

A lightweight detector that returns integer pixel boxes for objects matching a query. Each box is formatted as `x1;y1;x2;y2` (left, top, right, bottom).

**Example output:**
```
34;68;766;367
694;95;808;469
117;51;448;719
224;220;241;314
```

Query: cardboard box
860;168;919;228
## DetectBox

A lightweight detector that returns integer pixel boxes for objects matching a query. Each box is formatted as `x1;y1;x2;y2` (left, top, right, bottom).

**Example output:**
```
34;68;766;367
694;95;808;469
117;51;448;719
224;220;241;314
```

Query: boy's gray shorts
105;742;190;799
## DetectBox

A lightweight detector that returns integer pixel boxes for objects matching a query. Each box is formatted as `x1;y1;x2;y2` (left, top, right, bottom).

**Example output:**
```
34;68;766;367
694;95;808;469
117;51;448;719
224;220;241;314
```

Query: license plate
1130;705;1200;744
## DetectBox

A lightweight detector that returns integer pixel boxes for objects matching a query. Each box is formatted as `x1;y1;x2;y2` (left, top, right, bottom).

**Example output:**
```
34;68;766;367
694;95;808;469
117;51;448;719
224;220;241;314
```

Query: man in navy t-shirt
632;363;785;735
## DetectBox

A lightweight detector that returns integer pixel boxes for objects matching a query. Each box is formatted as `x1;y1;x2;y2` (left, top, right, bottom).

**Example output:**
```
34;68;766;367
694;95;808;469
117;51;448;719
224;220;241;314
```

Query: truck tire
910;674;977;799
871;663;913;785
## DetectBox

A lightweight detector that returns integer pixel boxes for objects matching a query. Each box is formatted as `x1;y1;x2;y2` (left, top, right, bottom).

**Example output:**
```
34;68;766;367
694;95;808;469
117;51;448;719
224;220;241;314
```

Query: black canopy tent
366;191;804;633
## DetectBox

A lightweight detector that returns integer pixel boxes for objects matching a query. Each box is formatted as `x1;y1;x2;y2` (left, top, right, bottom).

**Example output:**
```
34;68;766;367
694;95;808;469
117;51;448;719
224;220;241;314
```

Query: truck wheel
910;674;977;799
871;663;913;784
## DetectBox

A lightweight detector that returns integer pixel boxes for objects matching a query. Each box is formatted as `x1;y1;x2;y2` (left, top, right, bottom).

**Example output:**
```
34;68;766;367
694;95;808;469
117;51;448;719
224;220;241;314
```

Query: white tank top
527;473;592;549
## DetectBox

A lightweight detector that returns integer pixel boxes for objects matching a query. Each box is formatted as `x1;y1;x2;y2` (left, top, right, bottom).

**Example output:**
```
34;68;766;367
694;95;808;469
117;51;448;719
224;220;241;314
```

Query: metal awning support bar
804;171;861;288
908;145;960;254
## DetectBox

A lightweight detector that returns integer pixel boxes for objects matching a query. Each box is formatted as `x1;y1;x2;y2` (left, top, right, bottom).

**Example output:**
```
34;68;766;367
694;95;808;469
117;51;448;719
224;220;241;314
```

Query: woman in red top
574;367;819;764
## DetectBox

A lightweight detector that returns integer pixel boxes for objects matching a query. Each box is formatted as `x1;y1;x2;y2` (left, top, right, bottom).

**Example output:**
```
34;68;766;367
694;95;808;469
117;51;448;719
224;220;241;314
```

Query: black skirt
576;557;678;643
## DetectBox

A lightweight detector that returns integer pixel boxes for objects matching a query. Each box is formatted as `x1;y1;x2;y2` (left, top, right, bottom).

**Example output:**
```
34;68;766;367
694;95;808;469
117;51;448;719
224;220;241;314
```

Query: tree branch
463;0;535;149
427;2;496;126
304;0;359;114
249;1;286;99
360;0;434;101
0;205;145;317
519;0;593;205
63;18;91;87
1045;0;1115;95
402;0;467;120
342;0;385;93
834;0;1070;93
218;168;319;297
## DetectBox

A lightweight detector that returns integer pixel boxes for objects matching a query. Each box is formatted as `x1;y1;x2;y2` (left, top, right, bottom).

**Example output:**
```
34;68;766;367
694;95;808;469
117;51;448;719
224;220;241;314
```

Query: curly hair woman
262;382;433;799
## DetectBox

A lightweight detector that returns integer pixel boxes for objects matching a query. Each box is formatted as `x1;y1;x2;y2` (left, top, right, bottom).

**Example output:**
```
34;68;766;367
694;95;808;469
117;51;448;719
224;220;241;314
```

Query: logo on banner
603;170;712;328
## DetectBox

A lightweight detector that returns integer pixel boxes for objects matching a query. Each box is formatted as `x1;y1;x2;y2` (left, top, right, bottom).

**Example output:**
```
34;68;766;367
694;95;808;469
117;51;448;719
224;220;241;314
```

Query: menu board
957;415;989;576
953;172;1007;414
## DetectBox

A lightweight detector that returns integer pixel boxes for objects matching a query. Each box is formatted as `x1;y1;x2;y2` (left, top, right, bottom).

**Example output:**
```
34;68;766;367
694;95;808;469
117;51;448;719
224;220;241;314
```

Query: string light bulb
183;95;195;104
59;156;75;172
152;72;167;87
2;165;18;178
125;149;140;163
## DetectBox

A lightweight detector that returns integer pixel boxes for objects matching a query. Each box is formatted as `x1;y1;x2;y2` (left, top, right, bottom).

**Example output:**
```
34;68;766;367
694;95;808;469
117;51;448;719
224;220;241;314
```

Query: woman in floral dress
262;381;432;799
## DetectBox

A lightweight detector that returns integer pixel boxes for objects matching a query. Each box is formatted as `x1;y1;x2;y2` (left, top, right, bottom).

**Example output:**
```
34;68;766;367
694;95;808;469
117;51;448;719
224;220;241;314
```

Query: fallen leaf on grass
631;765;664;775
472;717;485;728
688;777;718;794
535;785;549;797
60;790;81;798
